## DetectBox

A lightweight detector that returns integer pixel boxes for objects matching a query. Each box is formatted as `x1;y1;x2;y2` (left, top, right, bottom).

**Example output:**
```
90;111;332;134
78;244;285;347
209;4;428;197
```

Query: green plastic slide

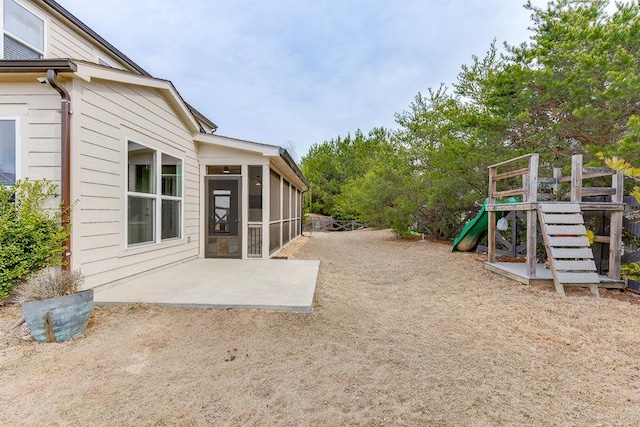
452;198;518;252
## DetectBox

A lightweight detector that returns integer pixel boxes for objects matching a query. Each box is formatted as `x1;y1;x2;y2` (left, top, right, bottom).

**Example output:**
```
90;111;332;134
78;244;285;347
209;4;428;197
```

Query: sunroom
194;134;308;260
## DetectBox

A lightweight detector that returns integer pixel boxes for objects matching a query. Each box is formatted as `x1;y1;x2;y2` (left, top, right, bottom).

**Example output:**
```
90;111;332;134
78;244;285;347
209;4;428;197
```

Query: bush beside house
0;179;69;300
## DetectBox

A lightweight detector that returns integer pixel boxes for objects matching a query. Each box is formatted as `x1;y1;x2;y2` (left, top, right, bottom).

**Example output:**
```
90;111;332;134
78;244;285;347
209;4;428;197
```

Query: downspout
46;69;72;271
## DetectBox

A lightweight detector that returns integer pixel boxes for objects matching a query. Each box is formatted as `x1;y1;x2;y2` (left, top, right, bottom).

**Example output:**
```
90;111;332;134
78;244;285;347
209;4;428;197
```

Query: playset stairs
537;203;600;296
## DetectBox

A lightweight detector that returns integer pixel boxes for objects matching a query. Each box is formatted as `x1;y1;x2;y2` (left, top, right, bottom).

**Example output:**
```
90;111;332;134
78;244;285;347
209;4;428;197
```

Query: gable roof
0;58;203;133
40;0;150;76
194;133;309;189
22;1;305;186
73;60;202;133
38;0;217;131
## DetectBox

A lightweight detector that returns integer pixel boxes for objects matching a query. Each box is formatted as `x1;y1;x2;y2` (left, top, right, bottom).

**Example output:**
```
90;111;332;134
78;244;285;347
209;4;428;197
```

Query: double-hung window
0;119;16;185
127;141;183;246
2;0;45;59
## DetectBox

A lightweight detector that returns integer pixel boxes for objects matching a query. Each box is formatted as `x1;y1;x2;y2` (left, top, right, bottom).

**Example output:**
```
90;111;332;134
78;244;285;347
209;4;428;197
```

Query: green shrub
621;262;640;282
0;179;70;300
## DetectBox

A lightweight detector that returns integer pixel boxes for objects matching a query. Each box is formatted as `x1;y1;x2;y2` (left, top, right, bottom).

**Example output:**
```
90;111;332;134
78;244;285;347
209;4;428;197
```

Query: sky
57;0;549;161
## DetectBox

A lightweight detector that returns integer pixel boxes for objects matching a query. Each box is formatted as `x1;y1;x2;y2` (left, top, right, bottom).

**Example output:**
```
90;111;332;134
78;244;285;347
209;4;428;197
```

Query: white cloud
58;0;549;156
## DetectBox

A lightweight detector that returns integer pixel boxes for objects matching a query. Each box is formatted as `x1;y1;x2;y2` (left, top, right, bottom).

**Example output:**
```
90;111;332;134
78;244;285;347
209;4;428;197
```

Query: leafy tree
334;139;419;232
0;179;70;300
488;0;640;159
300;142;341;214
300;128;394;217
395;56;527;239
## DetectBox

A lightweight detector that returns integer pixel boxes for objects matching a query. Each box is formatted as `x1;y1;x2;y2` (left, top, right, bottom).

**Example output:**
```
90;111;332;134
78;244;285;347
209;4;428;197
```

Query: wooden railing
554;154;624;204
247;224;262;257
488;153;624;206
304;218;370;232
487;154;539;275
488;153;539;204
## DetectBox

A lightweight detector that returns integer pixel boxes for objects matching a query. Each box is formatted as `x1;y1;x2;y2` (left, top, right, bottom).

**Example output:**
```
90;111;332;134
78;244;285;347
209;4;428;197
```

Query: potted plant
15;269;93;343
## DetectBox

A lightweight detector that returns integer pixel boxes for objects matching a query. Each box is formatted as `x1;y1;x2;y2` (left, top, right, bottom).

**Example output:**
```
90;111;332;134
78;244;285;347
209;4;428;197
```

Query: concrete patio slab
93;259;320;313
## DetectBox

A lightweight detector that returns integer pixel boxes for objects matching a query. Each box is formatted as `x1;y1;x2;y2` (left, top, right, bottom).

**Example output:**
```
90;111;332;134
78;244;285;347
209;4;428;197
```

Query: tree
300;128;394;217
395;56;527;239
334;139;419;232
301;0;640;240
488;0;640;159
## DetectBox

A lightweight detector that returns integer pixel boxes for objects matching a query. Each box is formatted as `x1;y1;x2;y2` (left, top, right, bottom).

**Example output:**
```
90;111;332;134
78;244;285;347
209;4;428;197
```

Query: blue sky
58;0;548;160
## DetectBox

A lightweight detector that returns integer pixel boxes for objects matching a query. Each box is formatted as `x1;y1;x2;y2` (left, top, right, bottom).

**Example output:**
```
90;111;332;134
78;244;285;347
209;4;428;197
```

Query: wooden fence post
571;154;583;202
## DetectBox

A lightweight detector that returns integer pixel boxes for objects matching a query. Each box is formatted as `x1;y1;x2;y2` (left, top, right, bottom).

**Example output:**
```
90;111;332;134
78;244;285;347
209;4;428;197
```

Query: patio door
206;178;241;258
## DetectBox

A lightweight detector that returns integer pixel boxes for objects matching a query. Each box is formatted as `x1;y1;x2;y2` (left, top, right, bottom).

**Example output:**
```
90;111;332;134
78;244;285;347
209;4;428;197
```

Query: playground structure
482;153;625;296
452;197;519;252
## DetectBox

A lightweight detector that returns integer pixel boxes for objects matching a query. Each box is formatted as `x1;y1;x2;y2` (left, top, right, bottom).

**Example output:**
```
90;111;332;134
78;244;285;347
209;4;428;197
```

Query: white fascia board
72;61;200;132
194;134;308;189
194;133;281;157
270;156;308;190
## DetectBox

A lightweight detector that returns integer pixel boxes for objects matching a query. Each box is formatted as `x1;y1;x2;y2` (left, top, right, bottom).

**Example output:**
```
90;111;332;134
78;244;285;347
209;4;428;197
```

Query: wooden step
539;203;582;214
545;225;586;235
547;236;591;247
553;260;597;271
550;248;594;259
541;213;584;224
537;203;600;297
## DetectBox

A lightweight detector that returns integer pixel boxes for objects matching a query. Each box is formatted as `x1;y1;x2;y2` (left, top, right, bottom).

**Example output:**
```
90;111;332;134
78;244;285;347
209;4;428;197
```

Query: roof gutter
279;147;309;189
46;69;72;271
0;59;77;73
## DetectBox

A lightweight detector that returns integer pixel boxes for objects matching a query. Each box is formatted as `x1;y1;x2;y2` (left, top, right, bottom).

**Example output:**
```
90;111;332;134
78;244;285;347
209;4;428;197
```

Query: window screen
3;0;44;59
270;170;280;221
282;180;290;219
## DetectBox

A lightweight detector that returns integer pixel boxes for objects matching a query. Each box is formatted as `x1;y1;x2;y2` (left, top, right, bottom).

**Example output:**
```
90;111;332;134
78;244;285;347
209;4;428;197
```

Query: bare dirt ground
2;229;640;426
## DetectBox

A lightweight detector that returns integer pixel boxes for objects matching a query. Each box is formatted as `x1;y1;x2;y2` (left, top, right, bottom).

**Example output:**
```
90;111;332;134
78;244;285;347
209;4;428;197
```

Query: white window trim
0;116;19;186
124;139;185;249
1;0;47;59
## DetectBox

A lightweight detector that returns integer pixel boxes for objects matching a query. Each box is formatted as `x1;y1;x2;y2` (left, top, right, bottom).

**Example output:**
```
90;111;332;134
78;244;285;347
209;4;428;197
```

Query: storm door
206;178;241;258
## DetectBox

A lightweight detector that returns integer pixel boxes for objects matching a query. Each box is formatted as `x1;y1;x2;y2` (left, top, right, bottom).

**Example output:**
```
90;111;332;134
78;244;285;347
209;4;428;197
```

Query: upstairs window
3;0;44;59
0;119;16;185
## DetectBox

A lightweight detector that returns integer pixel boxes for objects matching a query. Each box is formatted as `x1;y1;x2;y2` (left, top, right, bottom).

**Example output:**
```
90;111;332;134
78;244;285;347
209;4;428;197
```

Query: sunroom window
3;0;44;59
127;141;182;246
0;119;16;185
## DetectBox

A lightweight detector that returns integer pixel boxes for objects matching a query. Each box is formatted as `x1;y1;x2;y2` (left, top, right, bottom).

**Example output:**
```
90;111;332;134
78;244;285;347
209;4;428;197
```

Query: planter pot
22;289;94;343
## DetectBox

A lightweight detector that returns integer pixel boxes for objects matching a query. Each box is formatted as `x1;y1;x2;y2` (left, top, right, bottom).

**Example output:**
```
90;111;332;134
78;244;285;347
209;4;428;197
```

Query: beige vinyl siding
20;1;131;71
0;80;61;187
48;19;93;61
75;79;199;288
198;144;269;165
183;161;200;239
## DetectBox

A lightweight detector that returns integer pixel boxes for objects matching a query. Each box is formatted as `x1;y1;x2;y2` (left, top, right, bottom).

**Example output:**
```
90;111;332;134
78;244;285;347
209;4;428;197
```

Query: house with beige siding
0;0;308;289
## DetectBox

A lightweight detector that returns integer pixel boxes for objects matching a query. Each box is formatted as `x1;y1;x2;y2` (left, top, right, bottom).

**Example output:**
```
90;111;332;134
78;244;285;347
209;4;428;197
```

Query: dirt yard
2;229;640;425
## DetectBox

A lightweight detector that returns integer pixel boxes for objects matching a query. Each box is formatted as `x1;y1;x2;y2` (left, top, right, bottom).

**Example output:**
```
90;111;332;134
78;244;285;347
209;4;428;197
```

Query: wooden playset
485;153;625;296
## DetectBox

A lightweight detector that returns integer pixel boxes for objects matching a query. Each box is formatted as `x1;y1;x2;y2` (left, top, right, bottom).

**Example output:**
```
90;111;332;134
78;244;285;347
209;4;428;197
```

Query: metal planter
22;289;94;343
